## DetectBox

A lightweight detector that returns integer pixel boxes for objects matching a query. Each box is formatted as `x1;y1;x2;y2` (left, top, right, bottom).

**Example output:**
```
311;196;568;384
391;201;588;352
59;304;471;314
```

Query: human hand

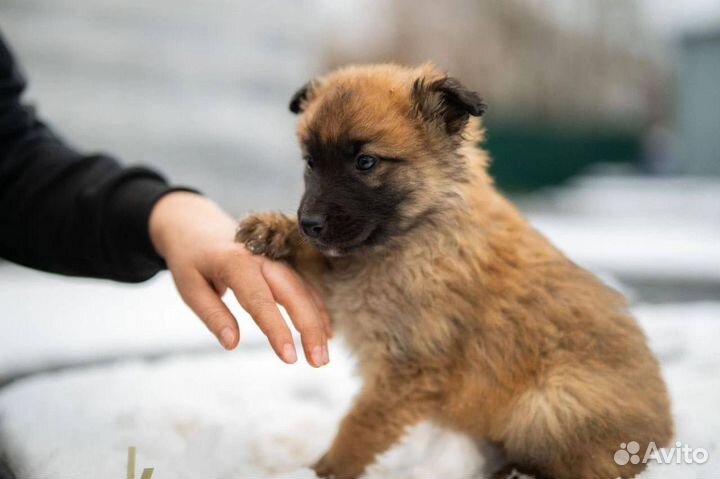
149;192;331;367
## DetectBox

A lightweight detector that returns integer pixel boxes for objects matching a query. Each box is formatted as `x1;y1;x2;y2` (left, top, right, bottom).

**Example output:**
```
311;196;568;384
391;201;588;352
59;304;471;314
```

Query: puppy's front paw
312;453;363;479
236;212;296;260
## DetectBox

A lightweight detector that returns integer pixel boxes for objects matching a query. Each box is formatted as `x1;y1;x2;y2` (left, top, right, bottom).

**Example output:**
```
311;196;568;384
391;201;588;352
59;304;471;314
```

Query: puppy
236;63;673;479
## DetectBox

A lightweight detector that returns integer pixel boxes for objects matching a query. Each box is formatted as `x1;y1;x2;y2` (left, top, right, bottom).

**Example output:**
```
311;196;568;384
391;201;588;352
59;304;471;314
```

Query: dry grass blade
127;447;136;479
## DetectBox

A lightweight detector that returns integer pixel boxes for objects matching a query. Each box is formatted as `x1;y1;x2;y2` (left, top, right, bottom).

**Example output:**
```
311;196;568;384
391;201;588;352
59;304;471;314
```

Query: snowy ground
0;303;719;479
524;176;720;287
0;265;261;382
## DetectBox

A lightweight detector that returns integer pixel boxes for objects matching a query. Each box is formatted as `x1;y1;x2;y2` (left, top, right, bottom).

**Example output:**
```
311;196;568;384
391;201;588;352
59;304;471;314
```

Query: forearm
0;30;191;282
0;140;188;281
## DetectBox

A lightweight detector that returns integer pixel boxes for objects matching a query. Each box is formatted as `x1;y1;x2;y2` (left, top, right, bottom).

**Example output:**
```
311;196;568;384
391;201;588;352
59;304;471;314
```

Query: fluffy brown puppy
236;63;673;479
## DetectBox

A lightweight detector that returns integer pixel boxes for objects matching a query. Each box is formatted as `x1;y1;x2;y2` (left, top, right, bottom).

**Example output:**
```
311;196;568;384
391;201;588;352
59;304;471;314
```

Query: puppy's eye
355;154;378;171
304;155;315;170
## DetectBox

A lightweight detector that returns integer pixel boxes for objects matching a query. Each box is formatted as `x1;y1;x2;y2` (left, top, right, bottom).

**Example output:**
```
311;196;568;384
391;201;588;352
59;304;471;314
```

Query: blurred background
0;1;719;478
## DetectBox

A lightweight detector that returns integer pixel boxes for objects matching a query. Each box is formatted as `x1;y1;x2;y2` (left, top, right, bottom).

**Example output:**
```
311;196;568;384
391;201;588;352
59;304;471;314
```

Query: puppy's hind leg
498;382;665;479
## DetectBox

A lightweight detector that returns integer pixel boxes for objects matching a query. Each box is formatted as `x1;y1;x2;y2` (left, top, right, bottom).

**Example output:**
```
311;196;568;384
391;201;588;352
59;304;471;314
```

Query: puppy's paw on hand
236;212;295;260
312;453;363;479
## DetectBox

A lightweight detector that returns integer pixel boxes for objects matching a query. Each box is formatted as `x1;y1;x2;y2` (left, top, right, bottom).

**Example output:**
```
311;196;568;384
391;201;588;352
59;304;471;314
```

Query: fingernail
282;343;298;364
323;345;330;364
219;328;235;350
311;346;324;367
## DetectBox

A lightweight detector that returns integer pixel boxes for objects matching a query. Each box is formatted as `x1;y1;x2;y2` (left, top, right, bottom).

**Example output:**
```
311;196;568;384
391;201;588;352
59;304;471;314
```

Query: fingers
307;283;333;338
174;271;239;350
222;258;299;364
211;278;228;297
261;260;329;367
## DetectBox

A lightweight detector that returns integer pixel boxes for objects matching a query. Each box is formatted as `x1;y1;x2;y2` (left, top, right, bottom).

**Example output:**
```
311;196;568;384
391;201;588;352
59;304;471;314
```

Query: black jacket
0;31;189;282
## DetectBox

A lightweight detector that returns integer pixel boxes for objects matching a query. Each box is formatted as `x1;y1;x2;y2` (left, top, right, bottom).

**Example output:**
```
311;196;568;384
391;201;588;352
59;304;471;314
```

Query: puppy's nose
300;214;327;238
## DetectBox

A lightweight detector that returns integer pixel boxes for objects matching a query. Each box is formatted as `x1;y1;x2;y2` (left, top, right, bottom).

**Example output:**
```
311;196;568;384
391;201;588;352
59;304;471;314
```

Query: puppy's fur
236;63;673;479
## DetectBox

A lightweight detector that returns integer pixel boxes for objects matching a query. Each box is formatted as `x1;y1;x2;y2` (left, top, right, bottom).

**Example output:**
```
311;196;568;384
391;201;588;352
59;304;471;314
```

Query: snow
531;214;720;281
525;176;720;282
1;303;719;478
0;264;267;380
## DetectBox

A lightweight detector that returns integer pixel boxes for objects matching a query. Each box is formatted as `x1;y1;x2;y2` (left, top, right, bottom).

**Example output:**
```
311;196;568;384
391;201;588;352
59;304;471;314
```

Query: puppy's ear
412;74;487;134
289;82;309;114
289;81;318;114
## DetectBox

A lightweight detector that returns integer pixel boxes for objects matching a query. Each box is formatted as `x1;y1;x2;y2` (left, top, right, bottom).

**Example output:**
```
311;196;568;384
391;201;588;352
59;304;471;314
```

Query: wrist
149;191;236;260
149;191;203;259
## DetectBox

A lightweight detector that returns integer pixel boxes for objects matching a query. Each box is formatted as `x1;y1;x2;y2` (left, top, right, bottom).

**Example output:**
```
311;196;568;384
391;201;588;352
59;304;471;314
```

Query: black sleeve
0;31;194;282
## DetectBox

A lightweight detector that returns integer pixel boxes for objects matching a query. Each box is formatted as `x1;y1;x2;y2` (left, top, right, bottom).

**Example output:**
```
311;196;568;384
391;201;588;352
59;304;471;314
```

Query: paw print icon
614;441;642;466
